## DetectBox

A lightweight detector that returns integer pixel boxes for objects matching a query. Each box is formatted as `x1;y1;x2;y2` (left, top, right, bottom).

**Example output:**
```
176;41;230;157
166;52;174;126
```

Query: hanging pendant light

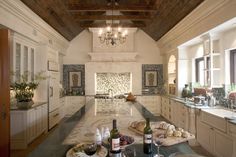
98;0;128;46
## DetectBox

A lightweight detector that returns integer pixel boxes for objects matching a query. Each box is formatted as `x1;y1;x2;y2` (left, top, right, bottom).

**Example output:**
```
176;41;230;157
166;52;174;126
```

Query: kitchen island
28;99;198;157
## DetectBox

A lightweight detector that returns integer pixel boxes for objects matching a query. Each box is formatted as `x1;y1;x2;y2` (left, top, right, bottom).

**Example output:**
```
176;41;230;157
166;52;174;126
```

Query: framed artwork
144;70;158;87
69;71;81;88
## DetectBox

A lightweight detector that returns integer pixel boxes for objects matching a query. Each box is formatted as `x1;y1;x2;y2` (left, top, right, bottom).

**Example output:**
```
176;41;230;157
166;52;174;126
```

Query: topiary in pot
11;71;47;109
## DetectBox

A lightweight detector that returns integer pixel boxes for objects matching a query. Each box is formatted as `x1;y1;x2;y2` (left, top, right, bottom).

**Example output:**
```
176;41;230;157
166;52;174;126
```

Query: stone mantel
88;52;138;62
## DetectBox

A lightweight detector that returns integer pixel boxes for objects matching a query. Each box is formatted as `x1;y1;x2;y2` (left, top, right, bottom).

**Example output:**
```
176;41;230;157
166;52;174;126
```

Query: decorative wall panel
63;64;85;95
142;64;164;95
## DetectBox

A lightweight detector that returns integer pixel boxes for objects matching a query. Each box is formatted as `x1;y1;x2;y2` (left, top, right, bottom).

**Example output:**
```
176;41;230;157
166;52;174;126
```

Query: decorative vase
17;100;34;109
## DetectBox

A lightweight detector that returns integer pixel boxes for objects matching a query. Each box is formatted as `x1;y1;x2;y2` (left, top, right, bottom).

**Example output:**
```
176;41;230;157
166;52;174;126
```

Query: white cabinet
59;97;65;120
10;103;47;149
161;97;171;121
11;32;36;82
215;129;234;157
171;101;189;131
178;104;188;130
65;96;85;116
202;35;221;87
197;110;235;157
197;119;215;154
136;96;161;116
49;108;60;129
162;98;196;134
48;71;60;112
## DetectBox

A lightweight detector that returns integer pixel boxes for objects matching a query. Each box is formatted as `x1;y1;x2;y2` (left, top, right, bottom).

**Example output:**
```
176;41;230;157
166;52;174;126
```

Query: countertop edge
11;101;47;111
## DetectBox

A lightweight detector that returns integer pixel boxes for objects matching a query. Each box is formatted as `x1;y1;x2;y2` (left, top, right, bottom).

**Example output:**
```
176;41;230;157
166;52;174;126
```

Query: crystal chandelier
98;0;128;46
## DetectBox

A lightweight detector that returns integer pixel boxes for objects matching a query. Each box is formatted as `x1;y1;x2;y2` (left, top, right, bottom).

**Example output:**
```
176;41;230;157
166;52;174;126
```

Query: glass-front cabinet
11;33;36;83
202;34;221;88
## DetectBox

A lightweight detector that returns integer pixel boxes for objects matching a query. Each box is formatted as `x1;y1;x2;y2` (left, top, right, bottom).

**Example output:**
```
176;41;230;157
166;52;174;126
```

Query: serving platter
128;122;195;146
66;144;108;157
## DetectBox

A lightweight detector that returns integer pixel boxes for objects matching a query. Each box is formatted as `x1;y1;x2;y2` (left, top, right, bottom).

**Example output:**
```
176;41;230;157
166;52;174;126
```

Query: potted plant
11;71;47;109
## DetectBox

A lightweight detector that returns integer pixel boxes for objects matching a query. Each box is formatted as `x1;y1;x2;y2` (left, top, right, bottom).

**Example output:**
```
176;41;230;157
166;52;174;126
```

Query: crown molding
157;0;235;54
0;0;69;51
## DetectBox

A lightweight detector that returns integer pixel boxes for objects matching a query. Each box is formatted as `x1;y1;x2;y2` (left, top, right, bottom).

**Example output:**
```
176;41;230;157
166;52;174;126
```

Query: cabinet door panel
27;109;36;143
41;104;47;132
36;107;42;136
215;130;234;157
197;121;214;154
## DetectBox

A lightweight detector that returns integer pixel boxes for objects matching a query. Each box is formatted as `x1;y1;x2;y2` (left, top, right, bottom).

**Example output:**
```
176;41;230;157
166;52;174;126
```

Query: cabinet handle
53;113;59;117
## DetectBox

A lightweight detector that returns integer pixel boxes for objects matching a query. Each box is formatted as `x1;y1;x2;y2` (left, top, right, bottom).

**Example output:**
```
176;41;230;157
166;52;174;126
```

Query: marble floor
11;99;215;157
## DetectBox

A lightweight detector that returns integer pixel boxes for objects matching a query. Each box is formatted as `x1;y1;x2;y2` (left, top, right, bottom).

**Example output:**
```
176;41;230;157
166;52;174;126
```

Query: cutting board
128;125;195;146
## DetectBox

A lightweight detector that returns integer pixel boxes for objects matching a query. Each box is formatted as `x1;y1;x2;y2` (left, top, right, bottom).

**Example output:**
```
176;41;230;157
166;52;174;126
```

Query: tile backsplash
96;72;131;95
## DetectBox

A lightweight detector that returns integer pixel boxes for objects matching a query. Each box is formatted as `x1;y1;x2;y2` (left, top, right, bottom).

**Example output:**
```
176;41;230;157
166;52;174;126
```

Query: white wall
135;29;162;64
220;27;236;84
64;30;92;64
64;29;162;64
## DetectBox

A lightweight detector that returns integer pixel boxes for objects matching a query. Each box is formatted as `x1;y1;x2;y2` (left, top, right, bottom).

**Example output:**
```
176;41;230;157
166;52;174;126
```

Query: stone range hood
85;28;142;96
88;52;138;62
88;28;138;62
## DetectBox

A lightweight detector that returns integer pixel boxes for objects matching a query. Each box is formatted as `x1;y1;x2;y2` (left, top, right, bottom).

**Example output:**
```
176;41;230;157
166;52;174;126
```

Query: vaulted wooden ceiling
20;0;204;41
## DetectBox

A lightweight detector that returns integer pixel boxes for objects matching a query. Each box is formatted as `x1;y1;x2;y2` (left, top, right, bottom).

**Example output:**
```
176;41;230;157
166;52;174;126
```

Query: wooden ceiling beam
79;22;146;28
74;15;152;21
67;5;158;12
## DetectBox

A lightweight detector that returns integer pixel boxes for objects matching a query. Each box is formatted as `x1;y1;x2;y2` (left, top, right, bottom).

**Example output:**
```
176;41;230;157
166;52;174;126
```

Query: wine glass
83;143;97;156
153;135;164;157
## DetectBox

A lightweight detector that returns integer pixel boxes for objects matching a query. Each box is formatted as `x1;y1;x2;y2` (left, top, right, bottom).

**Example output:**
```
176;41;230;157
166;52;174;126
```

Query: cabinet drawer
201;111;227;132
49;109;60;129
229;122;236;137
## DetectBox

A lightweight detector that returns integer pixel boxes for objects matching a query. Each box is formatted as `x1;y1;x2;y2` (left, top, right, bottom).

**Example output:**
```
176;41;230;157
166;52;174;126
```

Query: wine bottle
110;119;121;155
143;118;153;154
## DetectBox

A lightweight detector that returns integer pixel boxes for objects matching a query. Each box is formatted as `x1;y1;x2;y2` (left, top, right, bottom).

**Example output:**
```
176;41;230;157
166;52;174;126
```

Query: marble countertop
10;101;47;110
162;95;236;124
201;108;236;125
63;99;148;145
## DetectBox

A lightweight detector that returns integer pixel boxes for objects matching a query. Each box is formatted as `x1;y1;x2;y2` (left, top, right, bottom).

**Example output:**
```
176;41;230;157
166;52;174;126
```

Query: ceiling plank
145;0;159;5
67;5;158;12
73;15;152;21
79;22;146;28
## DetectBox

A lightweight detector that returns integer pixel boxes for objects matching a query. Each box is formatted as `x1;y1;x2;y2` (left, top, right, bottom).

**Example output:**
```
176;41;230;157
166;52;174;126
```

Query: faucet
108;89;114;101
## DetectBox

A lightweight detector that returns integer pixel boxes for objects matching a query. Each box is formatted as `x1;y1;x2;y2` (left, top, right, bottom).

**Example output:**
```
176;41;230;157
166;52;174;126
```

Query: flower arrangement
11;71;47;105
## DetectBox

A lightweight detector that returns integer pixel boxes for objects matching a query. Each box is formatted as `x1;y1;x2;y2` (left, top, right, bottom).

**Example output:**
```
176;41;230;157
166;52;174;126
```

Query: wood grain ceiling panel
20;0;204;41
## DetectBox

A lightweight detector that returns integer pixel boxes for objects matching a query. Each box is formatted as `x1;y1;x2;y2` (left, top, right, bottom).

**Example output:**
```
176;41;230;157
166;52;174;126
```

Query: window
230;49;236;84
195;57;204;85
